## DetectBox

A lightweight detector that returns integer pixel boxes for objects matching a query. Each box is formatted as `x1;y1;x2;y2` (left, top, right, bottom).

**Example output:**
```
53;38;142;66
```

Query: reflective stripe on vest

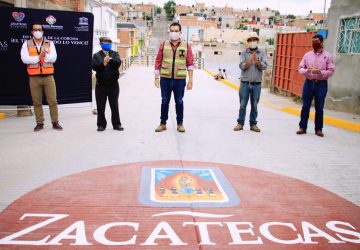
27;39;54;76
160;41;187;79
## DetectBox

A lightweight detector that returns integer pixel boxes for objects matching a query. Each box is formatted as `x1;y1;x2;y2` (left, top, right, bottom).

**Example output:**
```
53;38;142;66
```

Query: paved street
0;67;359;249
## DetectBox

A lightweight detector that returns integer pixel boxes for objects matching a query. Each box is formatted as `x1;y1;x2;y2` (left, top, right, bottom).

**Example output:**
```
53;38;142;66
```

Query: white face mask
248;41;258;49
33;31;43;40
169;32;180;41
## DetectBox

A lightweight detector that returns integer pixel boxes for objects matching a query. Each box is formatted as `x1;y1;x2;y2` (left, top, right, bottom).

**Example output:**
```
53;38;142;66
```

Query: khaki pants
29;75;58;123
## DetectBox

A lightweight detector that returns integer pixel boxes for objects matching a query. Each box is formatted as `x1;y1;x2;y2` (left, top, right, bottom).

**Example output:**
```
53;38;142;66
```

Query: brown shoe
52;122;63;131
155;124;166;132
34;123;44;132
296;128;307;135
177;124;185;133
250;125;261;132
233;124;243;131
315;130;324;137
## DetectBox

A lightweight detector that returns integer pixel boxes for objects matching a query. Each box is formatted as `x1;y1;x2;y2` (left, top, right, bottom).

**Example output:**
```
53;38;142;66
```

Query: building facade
325;0;360;114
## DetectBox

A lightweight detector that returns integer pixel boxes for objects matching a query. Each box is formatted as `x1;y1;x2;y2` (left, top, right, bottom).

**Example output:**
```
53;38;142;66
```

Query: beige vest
160;41;187;79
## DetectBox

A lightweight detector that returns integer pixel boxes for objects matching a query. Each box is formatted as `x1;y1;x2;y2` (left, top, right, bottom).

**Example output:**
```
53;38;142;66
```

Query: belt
241;81;261;85
30;74;53;77
306;79;327;83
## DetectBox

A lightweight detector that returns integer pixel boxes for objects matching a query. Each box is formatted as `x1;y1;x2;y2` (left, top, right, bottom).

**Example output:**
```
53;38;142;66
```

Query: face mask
101;43;112;51
169;32;180;41
248;41;258;49
33;31;43;40
312;42;321;50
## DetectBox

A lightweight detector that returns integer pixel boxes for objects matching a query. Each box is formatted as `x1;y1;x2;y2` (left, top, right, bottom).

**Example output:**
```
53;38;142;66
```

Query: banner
0;7;94;105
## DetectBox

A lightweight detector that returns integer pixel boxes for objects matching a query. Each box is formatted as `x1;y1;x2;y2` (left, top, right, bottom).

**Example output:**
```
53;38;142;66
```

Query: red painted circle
0;160;359;249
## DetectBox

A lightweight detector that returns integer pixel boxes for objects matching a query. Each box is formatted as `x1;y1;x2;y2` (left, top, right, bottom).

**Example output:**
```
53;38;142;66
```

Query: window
337;16;360;54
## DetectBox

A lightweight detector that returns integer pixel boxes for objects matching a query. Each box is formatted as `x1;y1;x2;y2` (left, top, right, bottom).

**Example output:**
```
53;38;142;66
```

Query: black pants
95;84;121;128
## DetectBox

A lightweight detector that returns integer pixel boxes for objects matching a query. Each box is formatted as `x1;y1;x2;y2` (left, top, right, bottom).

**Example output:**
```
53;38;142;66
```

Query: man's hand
255;57;262;68
154;78;160;88
187;80;193;90
308;66;321;74
38;50;46;59
103;56;110;66
245;53;257;68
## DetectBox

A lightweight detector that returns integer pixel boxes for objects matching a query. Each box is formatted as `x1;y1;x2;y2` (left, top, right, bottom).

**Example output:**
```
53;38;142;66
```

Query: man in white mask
154;22;194;133
20;23;62;132
234;32;267;132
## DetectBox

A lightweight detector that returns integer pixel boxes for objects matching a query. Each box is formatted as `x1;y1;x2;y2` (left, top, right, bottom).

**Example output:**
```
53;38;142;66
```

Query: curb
203;68;239;91
203;68;360;133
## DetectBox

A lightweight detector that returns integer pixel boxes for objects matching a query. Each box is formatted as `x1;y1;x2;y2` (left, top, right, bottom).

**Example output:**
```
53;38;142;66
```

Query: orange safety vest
26;39;54;76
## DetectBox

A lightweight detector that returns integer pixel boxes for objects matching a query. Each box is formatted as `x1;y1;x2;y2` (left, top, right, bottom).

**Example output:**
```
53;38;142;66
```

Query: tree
164;0;176;20
274;10;280;16
287;14;296;19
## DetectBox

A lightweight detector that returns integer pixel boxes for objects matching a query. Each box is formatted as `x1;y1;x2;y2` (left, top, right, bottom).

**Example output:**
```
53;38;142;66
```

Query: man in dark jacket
91;37;123;132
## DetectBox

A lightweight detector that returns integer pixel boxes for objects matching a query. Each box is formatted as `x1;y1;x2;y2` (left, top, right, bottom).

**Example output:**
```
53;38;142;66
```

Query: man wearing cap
234;32;267;132
296;34;335;137
154;22;194;133
91;37;123;132
20;22;63;132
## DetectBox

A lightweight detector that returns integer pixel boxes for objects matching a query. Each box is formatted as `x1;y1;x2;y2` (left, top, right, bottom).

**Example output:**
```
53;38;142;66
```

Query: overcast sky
109;0;331;16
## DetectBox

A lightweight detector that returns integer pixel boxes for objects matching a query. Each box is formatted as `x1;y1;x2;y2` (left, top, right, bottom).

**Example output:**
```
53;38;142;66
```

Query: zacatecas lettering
0;213;359;246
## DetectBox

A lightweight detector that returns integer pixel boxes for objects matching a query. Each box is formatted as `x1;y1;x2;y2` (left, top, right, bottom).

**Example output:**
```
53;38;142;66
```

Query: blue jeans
299;80;328;131
237;82;261;126
160;77;186;125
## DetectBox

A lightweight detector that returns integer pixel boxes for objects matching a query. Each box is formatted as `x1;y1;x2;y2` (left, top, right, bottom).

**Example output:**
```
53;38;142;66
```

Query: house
117;23;139;57
325;0;360;114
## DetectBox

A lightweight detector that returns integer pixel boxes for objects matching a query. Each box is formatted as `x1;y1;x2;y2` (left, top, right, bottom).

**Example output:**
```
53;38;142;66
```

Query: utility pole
322;0;327;28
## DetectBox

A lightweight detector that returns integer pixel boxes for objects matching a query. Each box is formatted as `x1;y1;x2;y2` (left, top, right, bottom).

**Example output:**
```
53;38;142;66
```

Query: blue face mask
101;43;112;51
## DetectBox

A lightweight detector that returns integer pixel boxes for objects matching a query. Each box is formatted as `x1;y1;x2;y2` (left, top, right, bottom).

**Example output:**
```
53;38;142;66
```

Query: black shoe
52;122;63;131
114;125;124;131
97;126;105;132
34;123;44;132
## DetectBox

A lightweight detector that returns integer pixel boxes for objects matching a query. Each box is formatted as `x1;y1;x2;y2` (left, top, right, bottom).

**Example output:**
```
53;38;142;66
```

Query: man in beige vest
20;23;62;132
154;23;194;132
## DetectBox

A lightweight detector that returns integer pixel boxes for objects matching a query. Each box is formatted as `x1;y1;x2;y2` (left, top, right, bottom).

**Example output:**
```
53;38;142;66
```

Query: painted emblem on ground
139;166;239;207
0;160;359;249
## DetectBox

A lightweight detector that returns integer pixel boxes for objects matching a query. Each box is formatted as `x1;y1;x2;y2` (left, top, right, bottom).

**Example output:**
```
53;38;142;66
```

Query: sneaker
177;124;185;133
296;128;307;135
52;122;63;131
114;125;124;131
233;124;243;131
34;123;44;132
97;126;105;132
315;130;324;137
155;124;166;132
250;125;261;132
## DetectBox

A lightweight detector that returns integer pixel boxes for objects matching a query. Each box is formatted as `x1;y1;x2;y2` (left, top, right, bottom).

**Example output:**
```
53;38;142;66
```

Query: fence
273;32;315;96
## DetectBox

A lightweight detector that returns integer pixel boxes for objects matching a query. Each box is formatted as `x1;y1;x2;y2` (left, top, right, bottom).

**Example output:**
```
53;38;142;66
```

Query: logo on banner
139;167;240;207
75;17;90;32
78;17;88;25
46;15;57;25
12;12;25;22
43;15;63;30
10;11;27;29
